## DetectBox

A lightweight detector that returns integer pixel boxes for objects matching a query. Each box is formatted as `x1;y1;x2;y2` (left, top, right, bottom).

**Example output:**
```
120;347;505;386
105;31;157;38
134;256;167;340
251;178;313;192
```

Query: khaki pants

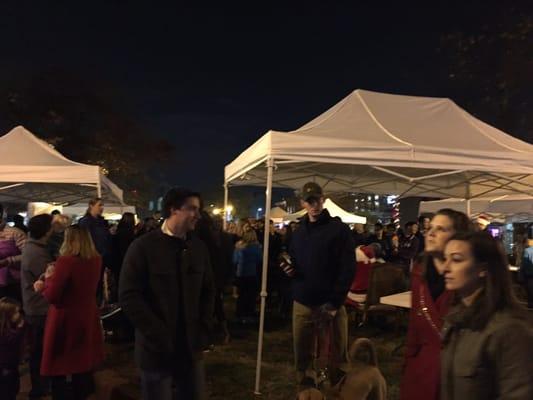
292;301;349;384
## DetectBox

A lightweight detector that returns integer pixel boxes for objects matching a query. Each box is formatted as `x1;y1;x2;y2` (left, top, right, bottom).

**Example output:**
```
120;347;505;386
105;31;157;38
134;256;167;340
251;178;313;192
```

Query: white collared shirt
161;220;186;239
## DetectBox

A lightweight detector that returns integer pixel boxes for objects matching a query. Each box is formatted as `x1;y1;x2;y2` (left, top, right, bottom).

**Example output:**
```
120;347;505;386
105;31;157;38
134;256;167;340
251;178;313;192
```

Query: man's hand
33;280;45;292
279;253;295;277
319;303;338;320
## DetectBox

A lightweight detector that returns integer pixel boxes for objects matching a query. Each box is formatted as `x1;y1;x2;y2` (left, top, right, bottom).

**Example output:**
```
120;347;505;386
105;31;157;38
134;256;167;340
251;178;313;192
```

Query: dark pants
214;288;226;323
0;367;19;400
26;315;49;397
140;358;206;400
525;277;533;308
235;276;257;318
50;372;94;400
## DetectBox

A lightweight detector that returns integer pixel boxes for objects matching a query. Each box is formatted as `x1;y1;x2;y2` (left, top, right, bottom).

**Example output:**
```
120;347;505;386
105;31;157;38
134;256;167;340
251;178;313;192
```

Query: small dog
296;387;326;400
332;338;387;400
295;338;386;400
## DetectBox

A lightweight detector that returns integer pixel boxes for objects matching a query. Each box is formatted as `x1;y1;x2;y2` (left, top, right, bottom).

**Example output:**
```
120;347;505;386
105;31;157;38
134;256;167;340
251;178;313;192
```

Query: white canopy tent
268;206;288;223
0;126;125;205
62;203;136;220
223;89;533;394
284;198;367;224
419;195;533;216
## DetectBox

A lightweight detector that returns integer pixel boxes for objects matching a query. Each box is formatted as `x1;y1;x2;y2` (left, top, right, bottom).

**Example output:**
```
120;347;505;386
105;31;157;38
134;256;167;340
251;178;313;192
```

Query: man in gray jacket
21;213;54;398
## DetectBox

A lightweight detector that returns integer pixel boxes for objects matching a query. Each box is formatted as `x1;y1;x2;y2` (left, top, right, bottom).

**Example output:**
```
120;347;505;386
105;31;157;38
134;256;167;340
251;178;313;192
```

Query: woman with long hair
36;225;104;399
400;208;473;400
440;231;532;399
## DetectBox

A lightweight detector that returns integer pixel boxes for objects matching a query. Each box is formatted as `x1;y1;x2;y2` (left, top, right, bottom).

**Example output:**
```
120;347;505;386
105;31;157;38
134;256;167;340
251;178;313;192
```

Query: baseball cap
300;182;323;202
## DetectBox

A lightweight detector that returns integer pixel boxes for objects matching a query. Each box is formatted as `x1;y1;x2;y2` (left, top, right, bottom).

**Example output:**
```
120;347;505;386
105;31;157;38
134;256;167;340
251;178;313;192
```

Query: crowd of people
0;181;532;399
0;199;168;399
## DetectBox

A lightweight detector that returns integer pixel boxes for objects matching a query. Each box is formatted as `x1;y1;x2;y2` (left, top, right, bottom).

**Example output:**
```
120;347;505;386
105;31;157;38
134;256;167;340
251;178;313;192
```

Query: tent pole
465;182;471;217
223;183;229;230
254;157;274;395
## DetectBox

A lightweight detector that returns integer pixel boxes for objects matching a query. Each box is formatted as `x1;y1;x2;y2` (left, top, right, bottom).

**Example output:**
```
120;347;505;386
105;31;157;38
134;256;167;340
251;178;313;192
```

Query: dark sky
1;2;531;197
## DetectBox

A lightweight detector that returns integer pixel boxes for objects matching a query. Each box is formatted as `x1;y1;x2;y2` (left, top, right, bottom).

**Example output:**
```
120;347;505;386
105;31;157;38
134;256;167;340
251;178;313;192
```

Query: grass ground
18;299;406;399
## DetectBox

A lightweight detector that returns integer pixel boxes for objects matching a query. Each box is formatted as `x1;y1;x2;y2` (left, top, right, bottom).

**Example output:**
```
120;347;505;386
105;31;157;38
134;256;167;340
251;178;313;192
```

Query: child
0;297;26;400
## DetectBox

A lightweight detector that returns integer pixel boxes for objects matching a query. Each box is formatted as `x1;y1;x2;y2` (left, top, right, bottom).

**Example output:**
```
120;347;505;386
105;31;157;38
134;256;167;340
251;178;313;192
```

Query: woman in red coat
399;209;472;400
36;224;104;399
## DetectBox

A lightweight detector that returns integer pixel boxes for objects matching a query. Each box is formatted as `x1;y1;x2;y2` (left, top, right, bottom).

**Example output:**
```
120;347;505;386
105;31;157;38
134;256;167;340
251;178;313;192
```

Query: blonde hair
60;224;100;259
241;230;258;245
53;214;71;231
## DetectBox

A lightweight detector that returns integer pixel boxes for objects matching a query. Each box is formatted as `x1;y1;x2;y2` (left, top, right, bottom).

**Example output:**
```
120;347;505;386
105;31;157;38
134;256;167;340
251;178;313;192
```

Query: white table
380;291;412;309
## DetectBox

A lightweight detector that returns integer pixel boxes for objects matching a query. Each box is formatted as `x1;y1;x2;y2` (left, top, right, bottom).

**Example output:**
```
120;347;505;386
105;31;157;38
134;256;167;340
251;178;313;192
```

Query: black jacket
78;215;111;261
289;209;355;309
119;228;215;371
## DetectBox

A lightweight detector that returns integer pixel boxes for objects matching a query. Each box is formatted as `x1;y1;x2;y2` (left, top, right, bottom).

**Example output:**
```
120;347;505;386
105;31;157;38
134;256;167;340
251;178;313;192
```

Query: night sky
1;2;531;197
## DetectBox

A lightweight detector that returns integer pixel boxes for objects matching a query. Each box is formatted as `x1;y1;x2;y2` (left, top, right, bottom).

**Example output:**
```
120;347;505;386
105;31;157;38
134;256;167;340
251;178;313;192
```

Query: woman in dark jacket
35;225;104;399
440;231;533;400
400;209;473;400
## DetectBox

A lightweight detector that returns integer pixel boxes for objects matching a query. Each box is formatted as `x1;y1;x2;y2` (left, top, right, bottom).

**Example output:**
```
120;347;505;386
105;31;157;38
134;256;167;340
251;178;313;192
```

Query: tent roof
225;89;533;199
284;198;367;224
0;126;124;204
419;194;533;215
269;207;288;219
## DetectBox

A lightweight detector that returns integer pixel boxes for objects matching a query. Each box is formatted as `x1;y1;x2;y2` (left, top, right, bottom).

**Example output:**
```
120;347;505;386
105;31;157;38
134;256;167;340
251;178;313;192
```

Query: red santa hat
355;245;376;263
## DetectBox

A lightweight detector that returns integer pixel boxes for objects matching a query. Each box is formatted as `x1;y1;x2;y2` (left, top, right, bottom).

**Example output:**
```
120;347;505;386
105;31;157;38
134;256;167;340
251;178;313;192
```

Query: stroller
99;269;133;343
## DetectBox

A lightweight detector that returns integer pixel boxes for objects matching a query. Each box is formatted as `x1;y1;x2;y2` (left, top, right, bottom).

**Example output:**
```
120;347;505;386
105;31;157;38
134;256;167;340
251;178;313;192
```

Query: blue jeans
140;358;206;400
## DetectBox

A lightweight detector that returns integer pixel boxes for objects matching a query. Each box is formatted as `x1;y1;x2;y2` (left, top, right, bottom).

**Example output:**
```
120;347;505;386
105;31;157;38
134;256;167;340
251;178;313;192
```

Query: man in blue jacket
287;182;355;389
78;197;111;304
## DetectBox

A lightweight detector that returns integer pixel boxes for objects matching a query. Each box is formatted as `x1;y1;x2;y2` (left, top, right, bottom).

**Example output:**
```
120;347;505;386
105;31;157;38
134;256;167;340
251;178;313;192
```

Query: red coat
41;255;104;376
399;262;453;400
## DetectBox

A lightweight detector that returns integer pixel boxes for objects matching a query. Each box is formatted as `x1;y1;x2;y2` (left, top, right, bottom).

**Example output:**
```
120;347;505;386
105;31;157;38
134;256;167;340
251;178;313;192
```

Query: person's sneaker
203;344;215;353
100;304;122;320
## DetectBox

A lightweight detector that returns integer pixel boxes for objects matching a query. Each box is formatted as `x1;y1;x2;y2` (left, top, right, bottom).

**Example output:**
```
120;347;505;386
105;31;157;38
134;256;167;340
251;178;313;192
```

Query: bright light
212;208;221;215
374;195;379;200
257;207;263;212
210;204;214;207
386;195;398;205
226;205;234;213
